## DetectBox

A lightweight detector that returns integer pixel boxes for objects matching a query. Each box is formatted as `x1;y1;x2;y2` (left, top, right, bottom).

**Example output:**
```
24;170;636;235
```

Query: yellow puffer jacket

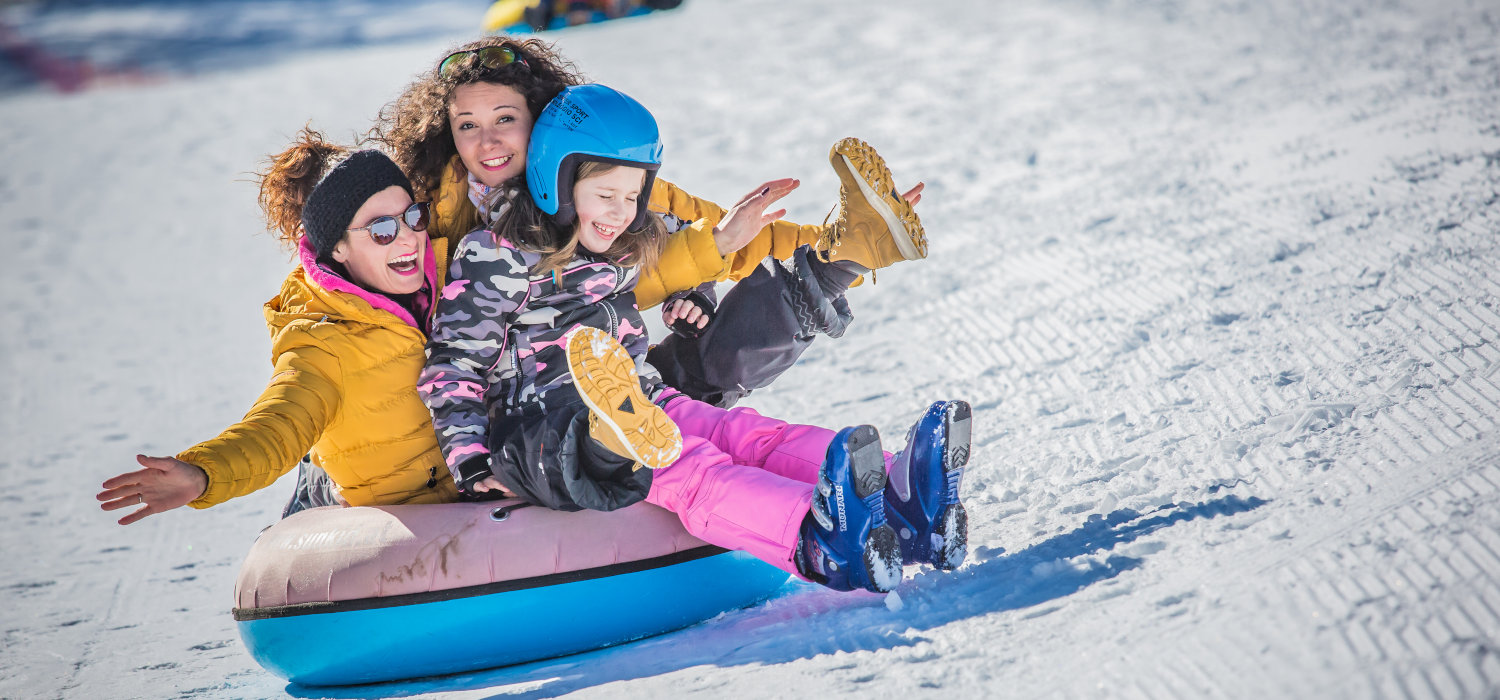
428;157;825;309
179;237;460;509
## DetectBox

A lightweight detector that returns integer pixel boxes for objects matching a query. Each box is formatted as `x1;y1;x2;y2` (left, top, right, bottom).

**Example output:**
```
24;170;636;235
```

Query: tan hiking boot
816;137;927;271
566;326;683;470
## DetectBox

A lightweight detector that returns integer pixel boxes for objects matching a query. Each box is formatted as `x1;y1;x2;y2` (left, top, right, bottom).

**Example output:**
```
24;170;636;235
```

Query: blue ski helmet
526;84;663;230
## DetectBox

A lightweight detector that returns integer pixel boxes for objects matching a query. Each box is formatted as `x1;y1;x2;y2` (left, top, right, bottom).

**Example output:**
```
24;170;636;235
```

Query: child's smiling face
572;165;645;254
448;82;533;188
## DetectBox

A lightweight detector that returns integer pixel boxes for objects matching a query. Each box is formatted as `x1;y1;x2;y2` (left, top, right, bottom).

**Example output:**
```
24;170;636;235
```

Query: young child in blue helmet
420;84;971;592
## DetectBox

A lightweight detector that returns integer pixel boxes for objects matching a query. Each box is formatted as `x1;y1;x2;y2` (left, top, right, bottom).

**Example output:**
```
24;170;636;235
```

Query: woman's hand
663;297;709;331
711;178;799;256
902;182;925;207
97;455;209;525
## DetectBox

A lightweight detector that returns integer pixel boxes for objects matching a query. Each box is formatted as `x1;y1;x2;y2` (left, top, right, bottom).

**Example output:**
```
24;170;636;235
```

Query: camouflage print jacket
418;227;656;476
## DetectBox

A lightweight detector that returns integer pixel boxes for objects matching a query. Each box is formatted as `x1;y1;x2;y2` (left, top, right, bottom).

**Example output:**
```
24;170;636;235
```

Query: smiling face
572;165;646;255
331;186;427;295
448;82;534;188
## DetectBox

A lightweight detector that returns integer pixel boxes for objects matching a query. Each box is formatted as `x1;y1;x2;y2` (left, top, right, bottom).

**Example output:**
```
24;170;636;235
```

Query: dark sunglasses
347;202;429;245
438;46;528;78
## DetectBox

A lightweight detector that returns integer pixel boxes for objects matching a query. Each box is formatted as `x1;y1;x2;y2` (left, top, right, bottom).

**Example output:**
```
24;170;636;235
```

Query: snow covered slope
2;0;1498;697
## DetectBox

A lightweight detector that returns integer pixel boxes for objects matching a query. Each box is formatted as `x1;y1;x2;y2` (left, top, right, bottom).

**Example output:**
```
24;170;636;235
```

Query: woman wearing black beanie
97;129;460;523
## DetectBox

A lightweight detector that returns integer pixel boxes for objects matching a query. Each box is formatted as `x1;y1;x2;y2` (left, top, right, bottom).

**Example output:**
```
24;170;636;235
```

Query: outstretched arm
635;178;926;308
96;343;343;523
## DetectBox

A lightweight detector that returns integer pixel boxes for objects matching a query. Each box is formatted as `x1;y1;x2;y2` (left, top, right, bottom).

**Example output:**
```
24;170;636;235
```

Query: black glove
668;290;717;340
451;455;506;501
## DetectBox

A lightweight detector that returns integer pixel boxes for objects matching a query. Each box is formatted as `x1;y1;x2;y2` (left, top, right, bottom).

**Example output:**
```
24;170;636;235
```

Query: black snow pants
646;246;853;409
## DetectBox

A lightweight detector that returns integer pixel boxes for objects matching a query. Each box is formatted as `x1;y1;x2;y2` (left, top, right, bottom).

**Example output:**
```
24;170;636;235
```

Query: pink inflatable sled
232;500;790;686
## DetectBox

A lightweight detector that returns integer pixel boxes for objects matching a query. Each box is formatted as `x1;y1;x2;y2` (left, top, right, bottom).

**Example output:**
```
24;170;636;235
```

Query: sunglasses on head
438;46;528;78
347;202;429;245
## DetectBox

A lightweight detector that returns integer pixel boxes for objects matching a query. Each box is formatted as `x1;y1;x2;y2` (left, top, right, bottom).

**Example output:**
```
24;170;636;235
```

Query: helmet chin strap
554;203;578;228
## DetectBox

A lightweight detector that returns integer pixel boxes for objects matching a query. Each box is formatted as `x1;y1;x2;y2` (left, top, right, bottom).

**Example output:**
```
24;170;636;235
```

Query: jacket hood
264;236;439;335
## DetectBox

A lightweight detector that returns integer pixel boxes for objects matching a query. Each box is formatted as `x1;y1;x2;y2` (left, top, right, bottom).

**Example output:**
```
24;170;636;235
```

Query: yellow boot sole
565;326;683;470
830;137;928;260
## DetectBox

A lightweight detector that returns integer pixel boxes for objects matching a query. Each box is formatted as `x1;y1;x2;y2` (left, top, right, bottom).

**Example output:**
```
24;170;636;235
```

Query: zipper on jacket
608;261;627;296
601;297;618;338
506;341;522;407
606;261;626;337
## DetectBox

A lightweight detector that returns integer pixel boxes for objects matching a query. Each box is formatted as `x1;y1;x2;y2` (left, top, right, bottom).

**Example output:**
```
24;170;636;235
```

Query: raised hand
711;178;799;256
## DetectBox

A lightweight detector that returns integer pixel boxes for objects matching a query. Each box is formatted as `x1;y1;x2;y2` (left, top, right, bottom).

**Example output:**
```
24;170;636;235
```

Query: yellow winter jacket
179;238;460;509
428;157;825;309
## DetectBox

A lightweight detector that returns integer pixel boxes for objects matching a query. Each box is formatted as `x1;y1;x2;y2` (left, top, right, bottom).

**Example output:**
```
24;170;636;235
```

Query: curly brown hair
498;161;666;276
256;125;349;251
369;36;585;202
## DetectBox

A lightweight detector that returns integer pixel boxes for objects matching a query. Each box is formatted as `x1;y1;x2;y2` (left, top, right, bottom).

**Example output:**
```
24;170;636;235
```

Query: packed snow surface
2;0;1499;697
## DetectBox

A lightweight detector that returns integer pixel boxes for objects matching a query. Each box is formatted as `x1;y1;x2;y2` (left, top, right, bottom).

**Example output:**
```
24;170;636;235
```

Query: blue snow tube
231;501;789;686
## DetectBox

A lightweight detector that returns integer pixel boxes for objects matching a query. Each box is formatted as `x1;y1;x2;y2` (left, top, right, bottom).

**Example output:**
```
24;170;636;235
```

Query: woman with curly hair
371;36;930;408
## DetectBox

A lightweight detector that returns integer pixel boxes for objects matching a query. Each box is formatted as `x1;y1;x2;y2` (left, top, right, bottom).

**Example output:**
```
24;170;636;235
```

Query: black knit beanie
301;150;414;258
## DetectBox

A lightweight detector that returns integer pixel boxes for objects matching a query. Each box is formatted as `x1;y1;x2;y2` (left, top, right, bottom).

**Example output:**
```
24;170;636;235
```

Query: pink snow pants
648;398;835;576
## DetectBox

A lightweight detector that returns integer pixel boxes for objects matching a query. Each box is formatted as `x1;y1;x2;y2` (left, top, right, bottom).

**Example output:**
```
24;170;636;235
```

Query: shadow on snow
286;493;1269;699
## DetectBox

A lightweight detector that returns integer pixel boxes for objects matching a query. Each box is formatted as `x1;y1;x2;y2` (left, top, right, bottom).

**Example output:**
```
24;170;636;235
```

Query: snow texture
3;0;1500;697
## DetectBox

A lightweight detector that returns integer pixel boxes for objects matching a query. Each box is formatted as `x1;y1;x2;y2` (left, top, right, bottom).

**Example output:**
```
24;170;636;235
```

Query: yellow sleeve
635;178;827;309
633;216;729;310
177;340;342;509
725;216;826;276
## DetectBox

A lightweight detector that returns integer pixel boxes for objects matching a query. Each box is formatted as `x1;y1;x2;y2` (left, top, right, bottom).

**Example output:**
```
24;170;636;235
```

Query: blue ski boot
794;425;903;593
886;401;971;570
